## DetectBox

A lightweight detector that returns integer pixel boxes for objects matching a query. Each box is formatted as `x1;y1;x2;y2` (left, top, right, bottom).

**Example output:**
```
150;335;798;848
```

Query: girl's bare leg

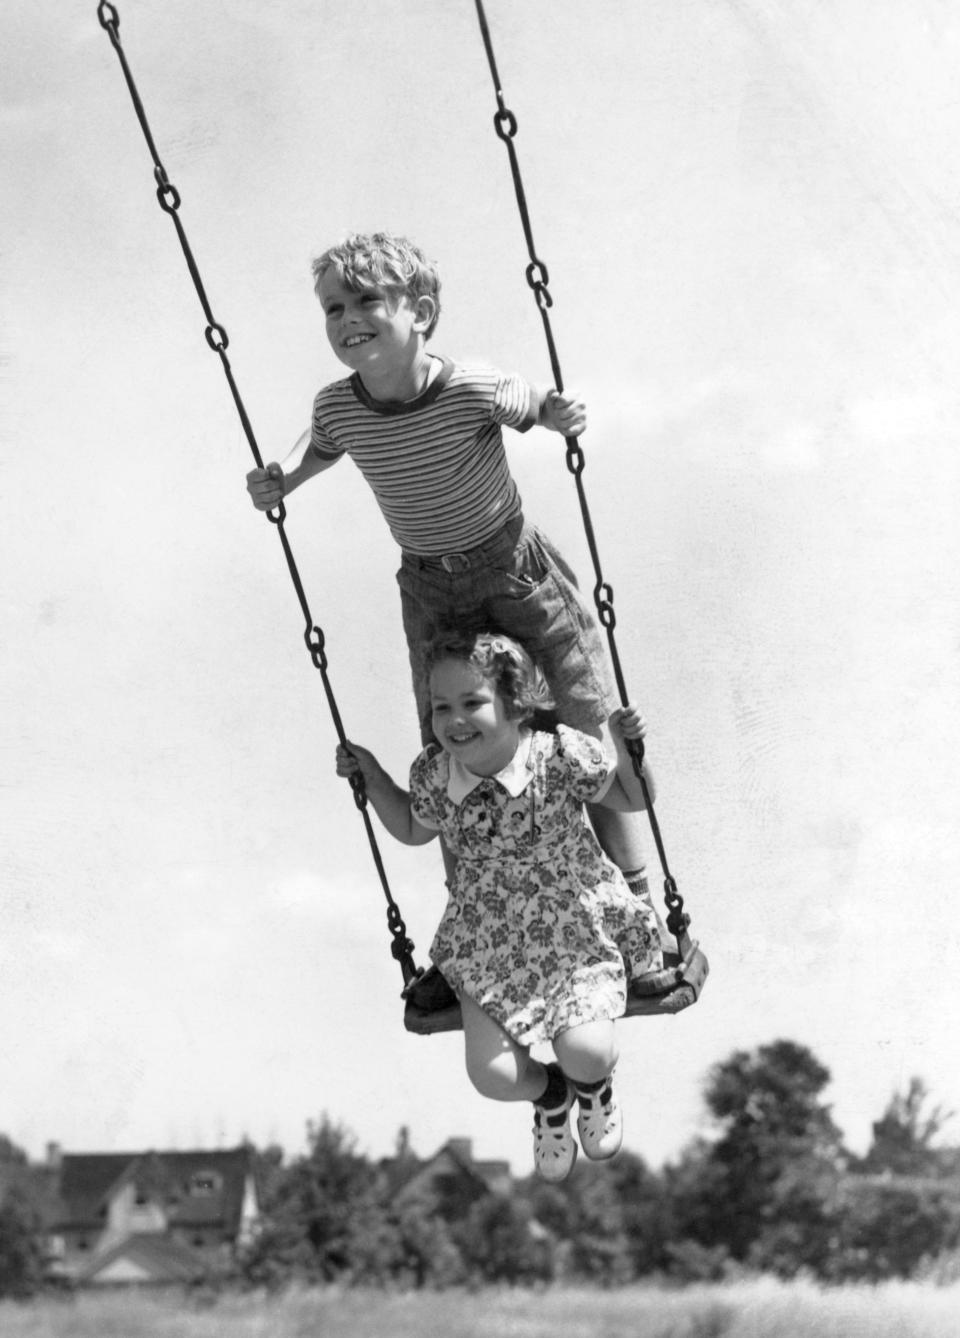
460;992;547;1102
553;1018;619;1086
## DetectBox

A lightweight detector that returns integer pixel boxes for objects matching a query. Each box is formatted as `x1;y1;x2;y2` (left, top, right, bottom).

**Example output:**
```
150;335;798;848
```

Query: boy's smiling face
318;270;426;381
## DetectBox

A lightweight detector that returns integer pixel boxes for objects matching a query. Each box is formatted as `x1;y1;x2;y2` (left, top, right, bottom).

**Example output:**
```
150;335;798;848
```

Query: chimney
446;1137;473;1163
46;1142;62;1170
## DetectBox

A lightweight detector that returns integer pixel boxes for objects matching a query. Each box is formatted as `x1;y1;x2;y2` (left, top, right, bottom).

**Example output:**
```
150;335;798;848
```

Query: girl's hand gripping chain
603;704;656;811
335;740;379;784
335;742;436;847
609;704;646;746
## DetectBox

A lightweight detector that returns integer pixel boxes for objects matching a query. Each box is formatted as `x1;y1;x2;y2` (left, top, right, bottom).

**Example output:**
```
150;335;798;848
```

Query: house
383;1137;512;1222
37;1143;260;1286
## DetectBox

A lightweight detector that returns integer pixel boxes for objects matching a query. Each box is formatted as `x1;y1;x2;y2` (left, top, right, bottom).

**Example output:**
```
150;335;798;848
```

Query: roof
386;1138;511;1205
49;1146;255;1233
77;1232;207;1285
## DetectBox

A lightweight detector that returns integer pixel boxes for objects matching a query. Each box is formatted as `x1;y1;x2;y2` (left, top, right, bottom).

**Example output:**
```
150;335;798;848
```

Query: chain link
474;0;689;948
97;5;420;991
494;107;517;140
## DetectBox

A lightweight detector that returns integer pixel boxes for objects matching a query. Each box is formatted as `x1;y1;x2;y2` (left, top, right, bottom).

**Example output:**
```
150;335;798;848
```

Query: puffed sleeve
409;745;445;831
552;724;617;804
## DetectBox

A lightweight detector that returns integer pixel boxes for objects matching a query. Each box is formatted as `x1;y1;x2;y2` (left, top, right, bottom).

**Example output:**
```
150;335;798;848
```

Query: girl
335;630;663;1182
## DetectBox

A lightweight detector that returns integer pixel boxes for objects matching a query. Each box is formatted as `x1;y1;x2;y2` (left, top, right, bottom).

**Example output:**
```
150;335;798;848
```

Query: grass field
1;1279;958;1338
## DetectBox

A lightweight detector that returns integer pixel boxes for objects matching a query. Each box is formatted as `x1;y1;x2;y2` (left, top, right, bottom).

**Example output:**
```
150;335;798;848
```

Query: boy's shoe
576;1074;623;1161
532;1065;578;1182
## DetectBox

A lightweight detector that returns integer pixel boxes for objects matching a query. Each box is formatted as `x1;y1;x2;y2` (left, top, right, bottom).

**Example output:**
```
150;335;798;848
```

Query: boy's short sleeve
552;724;616;804
490;370;538;434
409;745;445;831
310;386;347;461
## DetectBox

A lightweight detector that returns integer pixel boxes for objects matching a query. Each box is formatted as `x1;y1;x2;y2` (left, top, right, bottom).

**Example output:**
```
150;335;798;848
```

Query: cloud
265;868;331;916
846;392;942;444
0;927;86;965
587;368;828;476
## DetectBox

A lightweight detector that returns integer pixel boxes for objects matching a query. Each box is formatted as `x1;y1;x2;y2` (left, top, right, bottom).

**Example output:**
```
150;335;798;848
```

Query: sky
3;0;960;1178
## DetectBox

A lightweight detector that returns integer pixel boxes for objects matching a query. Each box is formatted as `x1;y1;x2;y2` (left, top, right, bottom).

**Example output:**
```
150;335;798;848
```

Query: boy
246;231;650;890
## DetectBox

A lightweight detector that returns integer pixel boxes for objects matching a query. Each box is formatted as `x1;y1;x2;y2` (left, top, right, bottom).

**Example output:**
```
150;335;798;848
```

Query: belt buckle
440;552;470;574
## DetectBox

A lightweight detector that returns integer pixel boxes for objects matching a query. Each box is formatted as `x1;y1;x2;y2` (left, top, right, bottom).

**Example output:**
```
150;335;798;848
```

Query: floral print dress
409;725;663;1046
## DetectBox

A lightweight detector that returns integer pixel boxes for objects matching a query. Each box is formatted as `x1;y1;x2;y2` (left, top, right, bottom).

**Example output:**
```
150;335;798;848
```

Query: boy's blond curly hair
312;231;441;339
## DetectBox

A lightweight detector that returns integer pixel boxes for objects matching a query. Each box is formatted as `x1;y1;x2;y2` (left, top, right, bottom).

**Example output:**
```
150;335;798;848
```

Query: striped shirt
310;358;538;555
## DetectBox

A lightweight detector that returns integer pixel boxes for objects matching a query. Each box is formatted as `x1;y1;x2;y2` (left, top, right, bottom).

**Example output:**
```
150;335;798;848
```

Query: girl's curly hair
424;628;555;723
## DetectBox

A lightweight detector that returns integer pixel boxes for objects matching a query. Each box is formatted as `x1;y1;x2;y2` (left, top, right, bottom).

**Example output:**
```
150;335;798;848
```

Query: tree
0;1191;46;1299
565;1169;633;1284
241;1115;379;1286
455;1194;551;1285
830;1076;960;1279
524;1180;576;1242
0;1137;45;1299
829;1179;960;1281
250;1142;286;1204
660;1139;735;1279
605;1151;672;1276
0;1139;28;1168
677;1040;846;1272
387;1196;466;1288
860;1077;954;1177
237;1211;316;1291
745;1154;845;1278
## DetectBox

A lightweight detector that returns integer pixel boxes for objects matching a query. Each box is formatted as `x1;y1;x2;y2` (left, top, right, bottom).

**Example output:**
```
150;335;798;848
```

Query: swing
97;0;709;1036
404;925;708;1036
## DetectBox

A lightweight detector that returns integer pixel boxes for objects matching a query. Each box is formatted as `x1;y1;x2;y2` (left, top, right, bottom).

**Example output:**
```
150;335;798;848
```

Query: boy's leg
397;564;462;884
396;564;471;888
575;715;649;887
587;800;647;881
397;544;644;889
579;717;648;879
481;525;648;881
397;566;438;749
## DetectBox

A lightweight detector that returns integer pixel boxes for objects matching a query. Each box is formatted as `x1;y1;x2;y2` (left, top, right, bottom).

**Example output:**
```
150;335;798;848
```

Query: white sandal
532;1065;577;1182
576;1073;623;1161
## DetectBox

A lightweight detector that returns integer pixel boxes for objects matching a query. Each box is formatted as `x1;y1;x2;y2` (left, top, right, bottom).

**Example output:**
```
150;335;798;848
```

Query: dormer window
188;1170;221;1197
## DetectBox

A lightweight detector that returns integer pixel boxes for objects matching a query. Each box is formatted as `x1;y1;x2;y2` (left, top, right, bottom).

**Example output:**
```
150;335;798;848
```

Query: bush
663;1238;733;1283
0;1193;46;1299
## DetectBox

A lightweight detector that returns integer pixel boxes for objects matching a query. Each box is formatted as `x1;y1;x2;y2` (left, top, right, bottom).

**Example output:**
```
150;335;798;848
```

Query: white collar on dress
446;729;535;803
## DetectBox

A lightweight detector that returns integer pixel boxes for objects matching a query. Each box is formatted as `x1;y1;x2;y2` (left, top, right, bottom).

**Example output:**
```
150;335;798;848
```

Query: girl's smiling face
429;657;522;777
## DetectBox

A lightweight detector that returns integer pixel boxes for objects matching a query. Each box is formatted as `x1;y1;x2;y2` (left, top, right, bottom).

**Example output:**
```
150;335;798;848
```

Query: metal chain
96;2;421;990
473;0;689;943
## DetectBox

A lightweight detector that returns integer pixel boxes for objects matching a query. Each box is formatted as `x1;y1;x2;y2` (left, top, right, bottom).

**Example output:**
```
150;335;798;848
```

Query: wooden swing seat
403;931;709;1035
